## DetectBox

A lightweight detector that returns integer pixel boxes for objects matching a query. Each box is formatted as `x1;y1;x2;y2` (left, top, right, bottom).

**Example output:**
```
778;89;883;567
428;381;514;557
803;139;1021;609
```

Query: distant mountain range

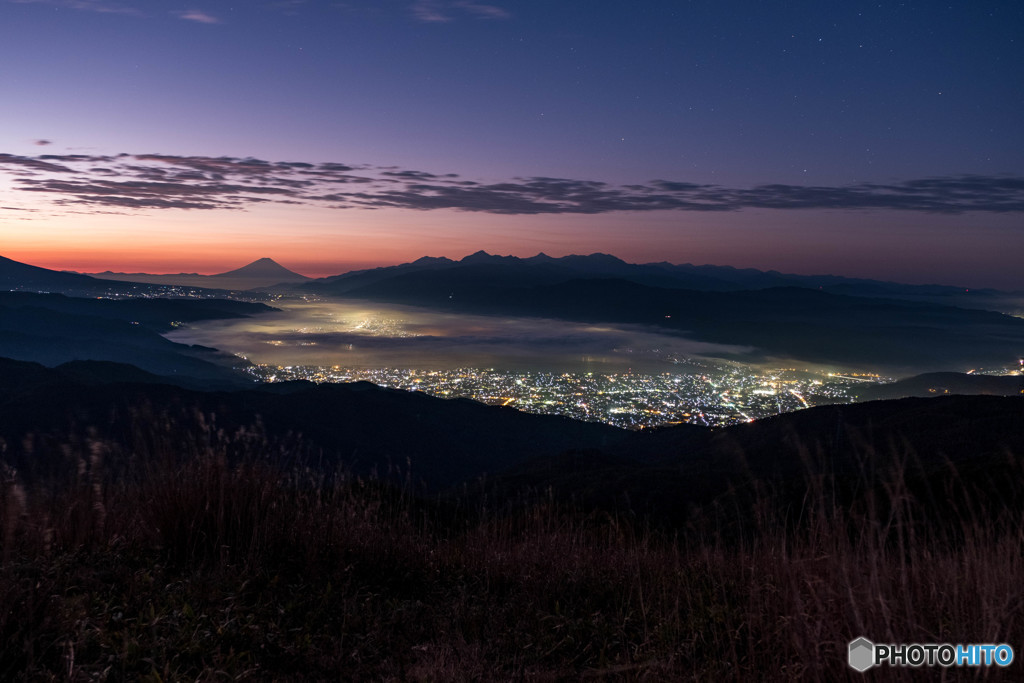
1;254;238;298
5;251;1024;371
299;251;1024;371
12;249;1021;310
1;254;104;292
305;251;1022;309
82;257;310;290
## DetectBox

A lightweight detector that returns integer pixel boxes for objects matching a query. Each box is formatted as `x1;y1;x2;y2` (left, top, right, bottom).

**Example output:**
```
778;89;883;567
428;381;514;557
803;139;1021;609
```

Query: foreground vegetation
3;429;1023;681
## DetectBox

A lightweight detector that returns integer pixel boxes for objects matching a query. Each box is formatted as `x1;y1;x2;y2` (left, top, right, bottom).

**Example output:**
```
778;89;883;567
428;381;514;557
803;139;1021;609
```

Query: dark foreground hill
3;357;1024;680
480;393;1024;527
3;355;1023;510
0;357;629;491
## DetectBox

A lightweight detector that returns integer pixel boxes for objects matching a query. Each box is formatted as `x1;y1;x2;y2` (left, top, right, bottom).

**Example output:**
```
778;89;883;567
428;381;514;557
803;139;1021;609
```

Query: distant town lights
242;364;895;429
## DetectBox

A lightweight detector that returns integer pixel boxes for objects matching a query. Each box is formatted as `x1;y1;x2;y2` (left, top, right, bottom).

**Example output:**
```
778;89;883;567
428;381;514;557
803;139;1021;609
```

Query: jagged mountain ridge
307;250;1016;303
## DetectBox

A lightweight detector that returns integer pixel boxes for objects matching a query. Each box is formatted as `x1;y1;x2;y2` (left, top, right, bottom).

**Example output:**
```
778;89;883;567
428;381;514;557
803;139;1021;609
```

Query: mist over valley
165;299;754;374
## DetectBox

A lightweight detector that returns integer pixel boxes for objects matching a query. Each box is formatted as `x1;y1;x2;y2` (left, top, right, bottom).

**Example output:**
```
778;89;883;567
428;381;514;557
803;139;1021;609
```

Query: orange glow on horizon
2;249;375;279
3;203;1023;289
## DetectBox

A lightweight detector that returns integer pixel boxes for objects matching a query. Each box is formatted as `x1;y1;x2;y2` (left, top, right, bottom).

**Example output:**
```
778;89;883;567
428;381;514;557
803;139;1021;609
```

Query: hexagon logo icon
849;637;875;672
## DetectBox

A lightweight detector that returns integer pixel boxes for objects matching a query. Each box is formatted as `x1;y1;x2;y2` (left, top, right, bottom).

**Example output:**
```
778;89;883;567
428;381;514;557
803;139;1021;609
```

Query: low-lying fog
165;300;754;373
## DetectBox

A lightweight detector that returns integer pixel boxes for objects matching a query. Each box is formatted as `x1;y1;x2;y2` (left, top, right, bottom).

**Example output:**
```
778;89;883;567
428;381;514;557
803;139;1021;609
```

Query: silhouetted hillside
485;394;1024;525
855;371;1024;400
5;355;1024;680
0;292;273;386
1;254;102;290
305;251;1018;311
0;358;628;490
0;291;273;330
4;355;1024;509
1;253;237;297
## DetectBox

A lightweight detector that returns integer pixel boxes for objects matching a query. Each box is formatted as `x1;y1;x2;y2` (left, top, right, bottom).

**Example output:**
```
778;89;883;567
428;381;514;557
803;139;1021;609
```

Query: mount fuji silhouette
211;258;310;282
82;257;310;290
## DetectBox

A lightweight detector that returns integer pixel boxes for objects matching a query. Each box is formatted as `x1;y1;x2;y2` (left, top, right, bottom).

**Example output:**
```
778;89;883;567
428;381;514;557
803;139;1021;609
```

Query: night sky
2;0;1022;287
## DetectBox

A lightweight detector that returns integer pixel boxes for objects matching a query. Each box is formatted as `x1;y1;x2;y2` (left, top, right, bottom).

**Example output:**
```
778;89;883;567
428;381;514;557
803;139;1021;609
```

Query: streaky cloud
177;9;220;24
0;153;74;173
9;0;141;15
411;0;509;23
3;150;1023;217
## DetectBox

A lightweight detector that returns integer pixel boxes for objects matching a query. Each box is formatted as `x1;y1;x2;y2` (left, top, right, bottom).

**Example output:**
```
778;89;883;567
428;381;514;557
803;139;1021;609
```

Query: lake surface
165;299;750;373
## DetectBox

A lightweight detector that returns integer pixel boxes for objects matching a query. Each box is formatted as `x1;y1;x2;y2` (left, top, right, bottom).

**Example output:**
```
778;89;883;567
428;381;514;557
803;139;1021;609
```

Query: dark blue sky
2;0;1022;286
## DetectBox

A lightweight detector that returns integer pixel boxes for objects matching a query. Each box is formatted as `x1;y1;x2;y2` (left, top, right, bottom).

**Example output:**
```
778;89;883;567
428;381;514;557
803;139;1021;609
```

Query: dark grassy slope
5;433;1024;681
657;393;1024;481
4;357;1024;679
6;360;1024;679
0;292;273;386
482;394;1024;527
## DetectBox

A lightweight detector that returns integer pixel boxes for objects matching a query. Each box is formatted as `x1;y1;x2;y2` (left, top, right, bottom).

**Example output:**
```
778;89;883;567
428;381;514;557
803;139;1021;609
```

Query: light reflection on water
165;300;750;373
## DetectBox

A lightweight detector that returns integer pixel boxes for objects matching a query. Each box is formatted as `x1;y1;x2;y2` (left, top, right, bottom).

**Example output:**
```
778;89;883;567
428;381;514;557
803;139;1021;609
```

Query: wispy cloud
411;0;509;23
268;0;306;12
8;0;141;15
2;151;1022;216
177;9;220;24
455;1;509;19
33;139;53;146
0;153;75;173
